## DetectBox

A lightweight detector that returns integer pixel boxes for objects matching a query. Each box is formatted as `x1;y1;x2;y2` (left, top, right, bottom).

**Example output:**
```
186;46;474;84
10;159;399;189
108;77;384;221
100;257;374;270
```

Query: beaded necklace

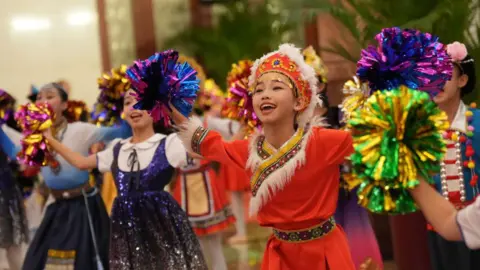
441;102;480;204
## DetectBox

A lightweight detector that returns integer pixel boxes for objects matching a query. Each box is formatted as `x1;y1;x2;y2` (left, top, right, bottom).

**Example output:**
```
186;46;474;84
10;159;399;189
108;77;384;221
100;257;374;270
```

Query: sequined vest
111;138;174;197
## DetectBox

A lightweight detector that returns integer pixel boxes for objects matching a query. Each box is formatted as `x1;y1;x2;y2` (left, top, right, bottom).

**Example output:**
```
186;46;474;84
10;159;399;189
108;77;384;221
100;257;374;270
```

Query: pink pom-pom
15;102;56;167
468;125;475;132
447;42;468;62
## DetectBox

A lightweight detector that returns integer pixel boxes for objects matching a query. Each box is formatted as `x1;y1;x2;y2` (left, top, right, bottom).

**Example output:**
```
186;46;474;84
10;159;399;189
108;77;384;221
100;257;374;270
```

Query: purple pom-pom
126;50;200;126
357;27;453;98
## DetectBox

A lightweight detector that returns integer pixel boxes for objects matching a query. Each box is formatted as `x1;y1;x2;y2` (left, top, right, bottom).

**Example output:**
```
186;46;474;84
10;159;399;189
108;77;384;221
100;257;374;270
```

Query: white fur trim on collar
248;44;320;128
245;117;327;215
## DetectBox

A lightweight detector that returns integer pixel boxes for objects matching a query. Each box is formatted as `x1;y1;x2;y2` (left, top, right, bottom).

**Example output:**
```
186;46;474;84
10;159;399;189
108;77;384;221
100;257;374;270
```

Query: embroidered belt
272;217;336;243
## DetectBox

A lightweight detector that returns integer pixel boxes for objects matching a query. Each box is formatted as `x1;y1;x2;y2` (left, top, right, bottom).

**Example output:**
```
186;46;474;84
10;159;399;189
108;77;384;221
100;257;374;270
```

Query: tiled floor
0;222;398;270
222;223;270;270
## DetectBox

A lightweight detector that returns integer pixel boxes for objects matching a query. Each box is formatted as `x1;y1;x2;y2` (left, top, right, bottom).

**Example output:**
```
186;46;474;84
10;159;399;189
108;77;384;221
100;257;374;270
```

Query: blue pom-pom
356;27;453;98
126;50;200;126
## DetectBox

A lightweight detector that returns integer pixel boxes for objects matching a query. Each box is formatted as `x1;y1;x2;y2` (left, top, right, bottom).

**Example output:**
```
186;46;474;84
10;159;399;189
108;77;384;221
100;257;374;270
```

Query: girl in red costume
173;76;235;270
173;44;355;270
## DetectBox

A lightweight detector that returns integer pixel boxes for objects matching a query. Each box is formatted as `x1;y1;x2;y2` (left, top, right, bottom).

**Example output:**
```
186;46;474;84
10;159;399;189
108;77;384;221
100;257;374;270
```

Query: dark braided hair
457;55;476;97
317;82;341;128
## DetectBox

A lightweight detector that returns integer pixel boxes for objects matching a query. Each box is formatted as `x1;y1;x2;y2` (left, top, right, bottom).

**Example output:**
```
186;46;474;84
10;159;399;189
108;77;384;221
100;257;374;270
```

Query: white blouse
457;196;480;249
97;133;187;173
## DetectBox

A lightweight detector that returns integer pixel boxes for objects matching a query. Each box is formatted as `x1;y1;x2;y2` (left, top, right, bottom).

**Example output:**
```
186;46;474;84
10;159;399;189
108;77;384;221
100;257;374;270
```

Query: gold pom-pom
222;60;259;133
93;65;130;127
340;76;370;124
97;65;131;99
195;78;225;112
226;60;253;87
302;46;328;83
65;100;90;123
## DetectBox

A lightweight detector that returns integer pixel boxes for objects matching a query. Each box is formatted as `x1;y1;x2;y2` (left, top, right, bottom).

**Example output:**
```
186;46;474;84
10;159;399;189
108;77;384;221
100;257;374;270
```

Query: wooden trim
131;0;157;59
96;0;111;71
190;0;213;27
304;15;319;51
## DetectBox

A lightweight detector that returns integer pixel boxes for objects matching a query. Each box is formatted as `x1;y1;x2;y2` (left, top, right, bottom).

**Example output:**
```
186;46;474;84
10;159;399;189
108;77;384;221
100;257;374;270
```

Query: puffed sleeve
96;138;122;173
178;117;249;170
164;133;188;168
457;196;480;249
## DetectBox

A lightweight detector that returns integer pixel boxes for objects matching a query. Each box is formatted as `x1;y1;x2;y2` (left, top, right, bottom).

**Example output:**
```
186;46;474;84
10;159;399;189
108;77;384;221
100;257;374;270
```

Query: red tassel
471;175;478;186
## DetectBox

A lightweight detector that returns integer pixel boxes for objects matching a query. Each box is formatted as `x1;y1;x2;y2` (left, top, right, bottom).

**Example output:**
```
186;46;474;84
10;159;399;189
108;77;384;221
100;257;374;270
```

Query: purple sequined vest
111;138;174;197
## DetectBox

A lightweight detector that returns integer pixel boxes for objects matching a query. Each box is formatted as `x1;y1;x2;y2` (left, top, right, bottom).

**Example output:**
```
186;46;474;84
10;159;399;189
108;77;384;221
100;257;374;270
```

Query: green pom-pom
346;86;448;214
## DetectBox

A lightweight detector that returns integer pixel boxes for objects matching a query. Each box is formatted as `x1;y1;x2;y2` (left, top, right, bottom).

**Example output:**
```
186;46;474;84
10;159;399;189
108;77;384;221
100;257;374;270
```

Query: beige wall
0;0;102;106
152;0;190;50
105;0;136;69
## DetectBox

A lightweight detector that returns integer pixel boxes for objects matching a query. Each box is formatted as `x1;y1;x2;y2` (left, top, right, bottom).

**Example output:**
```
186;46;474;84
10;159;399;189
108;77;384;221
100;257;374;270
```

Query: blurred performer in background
90;66;132;214
0;89;29;270
173;55;235;270
0;82;131;270
303;47;383;269
221;60;253;245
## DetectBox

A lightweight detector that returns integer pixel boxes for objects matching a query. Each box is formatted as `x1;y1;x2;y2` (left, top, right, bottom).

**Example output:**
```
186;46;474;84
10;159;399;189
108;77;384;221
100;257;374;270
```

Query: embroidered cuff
178;117;209;155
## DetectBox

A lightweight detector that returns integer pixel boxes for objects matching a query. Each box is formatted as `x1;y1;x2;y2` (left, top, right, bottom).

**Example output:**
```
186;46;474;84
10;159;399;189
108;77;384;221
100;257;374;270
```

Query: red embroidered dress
173;116;235;236
180;117;355;269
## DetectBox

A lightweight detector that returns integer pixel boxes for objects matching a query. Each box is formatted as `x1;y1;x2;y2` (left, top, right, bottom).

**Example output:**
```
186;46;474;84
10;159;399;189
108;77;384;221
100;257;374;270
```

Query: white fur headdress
247;44;322;128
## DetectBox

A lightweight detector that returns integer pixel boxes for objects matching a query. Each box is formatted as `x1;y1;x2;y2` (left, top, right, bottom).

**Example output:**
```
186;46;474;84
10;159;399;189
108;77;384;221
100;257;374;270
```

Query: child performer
304;46;382;268
428;41;480;270
91;65;132;214
0;89;29;270
170;44;355;270
173;76;235;270
221;60;256;244
344;27;456;269
44;51;208;269
0;82;131;269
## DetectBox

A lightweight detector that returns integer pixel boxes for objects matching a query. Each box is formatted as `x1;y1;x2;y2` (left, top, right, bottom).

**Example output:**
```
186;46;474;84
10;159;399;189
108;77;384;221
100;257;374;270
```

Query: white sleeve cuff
457;197;480;249
165;133;188;168
96;138;121;173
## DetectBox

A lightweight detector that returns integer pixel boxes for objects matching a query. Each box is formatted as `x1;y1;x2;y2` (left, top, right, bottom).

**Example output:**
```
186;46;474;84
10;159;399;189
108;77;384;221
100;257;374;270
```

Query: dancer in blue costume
0;82;131;270
45;51;207;270
428;41;480;270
